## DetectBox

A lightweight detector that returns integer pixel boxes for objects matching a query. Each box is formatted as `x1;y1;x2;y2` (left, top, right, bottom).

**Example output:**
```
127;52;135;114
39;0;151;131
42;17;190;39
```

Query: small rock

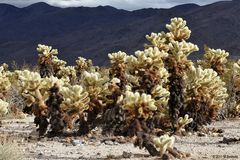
37;142;46;147
72;139;84;146
198;132;207;137
188;132;193;136
122;151;133;158
52;137;60;141
218;133;224;137
39;137;48;142
104;140;114;145
29;130;39;137
212;133;219;137
38;152;43;156
114;141;119;145
64;143;72;147
217;129;224;133
29;150;35;153
217;144;226;148
93;141;101;146
162;154;170;160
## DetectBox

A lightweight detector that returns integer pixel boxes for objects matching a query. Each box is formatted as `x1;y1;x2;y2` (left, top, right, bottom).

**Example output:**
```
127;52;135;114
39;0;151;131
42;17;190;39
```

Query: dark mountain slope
0;1;239;65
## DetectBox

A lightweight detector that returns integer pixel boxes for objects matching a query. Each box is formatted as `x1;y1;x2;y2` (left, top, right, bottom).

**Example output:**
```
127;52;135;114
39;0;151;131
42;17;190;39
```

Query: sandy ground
0;116;240;160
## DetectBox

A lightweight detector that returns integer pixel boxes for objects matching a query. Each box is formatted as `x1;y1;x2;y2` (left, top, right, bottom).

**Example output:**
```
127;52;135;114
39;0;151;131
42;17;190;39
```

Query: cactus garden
1;17;240;160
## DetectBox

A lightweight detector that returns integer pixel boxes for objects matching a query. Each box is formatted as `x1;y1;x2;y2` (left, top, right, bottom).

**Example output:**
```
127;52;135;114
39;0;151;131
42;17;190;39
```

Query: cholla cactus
15;70;68;136
122;91;157;120
37;44;58;57
108;51;127;64
41;76;64;90
146;18;199;128
146;18;192;51
0;99;9;116
75;57;93;77
81;71;108;87
151;85;170;108
17;70;42;91
134;47;168;70
17;70;48;116
145;17;198;72
52;56;67;74
60;85;90;114
176;114;193;131
126;47;169;93
166;17;191;41
108;51;128;89
19;72;64;106
146;18;198;128
198;45;229;76
60;85;90;132
0;66;11;96
184;66;228;130
37;44;58;77
153;134;175;156
145;32;172;51
225;61;240;116
185;67;228;108
81;71;108;97
168;40;198;61
56;66;77;84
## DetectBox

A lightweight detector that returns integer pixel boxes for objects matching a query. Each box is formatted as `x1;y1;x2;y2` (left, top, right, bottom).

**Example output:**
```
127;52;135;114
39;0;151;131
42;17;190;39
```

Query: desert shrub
4;86;26;118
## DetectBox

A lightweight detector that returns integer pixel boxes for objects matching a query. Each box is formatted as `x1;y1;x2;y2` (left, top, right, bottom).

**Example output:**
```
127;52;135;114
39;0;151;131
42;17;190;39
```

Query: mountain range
0;0;239;66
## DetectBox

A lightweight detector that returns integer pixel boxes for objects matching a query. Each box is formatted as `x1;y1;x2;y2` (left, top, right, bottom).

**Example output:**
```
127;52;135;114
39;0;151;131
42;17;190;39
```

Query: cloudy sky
0;0;227;10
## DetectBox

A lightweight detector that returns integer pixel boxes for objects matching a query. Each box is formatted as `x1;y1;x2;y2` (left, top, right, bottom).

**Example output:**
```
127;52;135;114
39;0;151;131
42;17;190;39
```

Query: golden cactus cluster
184;66;228;109
166;17;191;41
122;91;157;120
153;134;175;156
60;85;90;113
198;45;229;75
0;99;9;116
37;44;58;58
0;66;11;96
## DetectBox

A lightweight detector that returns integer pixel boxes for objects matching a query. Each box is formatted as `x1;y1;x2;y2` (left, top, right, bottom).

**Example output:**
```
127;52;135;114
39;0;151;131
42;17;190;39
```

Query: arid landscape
1;1;240;160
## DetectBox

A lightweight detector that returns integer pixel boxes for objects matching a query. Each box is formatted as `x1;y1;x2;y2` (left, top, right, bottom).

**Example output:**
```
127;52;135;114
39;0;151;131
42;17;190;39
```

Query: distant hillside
0;1;239;66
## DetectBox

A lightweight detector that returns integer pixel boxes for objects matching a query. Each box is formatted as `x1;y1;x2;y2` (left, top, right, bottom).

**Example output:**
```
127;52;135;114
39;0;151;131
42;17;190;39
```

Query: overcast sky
0;0;228;10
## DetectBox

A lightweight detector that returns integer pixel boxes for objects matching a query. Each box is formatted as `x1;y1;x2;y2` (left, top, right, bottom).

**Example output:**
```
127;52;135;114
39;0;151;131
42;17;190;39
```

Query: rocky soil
0;116;240;160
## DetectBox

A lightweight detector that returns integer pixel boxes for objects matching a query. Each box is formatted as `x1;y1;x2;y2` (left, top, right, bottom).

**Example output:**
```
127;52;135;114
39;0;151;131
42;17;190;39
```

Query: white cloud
0;0;227;10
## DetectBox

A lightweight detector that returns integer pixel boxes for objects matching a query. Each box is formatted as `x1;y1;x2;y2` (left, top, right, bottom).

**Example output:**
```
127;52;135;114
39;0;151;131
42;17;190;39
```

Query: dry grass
0;135;23;160
0;86;27;120
0;143;23;160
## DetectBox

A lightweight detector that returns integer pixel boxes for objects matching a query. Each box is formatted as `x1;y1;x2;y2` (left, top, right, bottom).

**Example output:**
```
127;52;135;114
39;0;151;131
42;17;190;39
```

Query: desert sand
1;116;240;160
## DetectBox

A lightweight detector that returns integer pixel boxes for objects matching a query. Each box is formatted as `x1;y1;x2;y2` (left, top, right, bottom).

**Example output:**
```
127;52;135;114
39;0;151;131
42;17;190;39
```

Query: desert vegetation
0;17;240;159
